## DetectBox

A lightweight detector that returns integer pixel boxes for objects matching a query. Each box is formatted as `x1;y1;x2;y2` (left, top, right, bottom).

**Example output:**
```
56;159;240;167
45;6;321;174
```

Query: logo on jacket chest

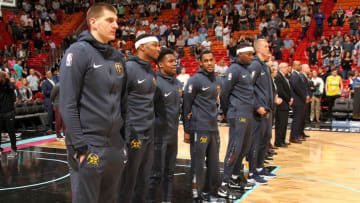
114;63;123;75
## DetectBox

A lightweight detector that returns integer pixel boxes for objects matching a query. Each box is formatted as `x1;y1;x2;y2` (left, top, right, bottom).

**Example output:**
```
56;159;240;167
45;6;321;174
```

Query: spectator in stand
129;24;136;41
351;69;360;97
320;39;331;62
27;69;40;94
355;39;360;66
188;33;198;56
136;26;146;39
198;23;208;34
239;7;247;31
34;33;44;54
259;18;268;33
49;10;57;24
325;68;343;120
13;60;23;80
177;67;190;90
248;8;257;31
138;2;145;17
227;39;237;60
0;61;10;73
341;51;353;79
168;31;176;49
199;29;208;44
49;39;56;55
342;36;355;57
17;44;27;60
223;24;231;47
324;51;341;72
332;40;343;59
19;78;32;102
201;36;212;50
333;31;343;45
271;33;284;60
215;59;228;79
182;27;190;45
44;17;52;36
283;35;294;49
299;11;311;40
305;41;319;66
348;15;359;37
22;63;29;79
310;70;324;122
176;35;185;57
215;22;223;41
336;6;345;27
314;8;325;40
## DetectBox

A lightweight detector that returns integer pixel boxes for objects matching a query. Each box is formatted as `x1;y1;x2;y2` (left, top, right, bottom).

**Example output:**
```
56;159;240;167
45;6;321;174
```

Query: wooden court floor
41;125;360;202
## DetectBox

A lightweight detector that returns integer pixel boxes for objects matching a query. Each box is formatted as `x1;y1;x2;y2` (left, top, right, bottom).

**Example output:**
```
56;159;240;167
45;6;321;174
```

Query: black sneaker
258;168;277;179
217;184;243;200
229;178;252;190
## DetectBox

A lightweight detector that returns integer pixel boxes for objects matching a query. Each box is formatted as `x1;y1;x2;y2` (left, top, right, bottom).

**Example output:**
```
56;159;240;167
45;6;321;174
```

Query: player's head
199;49;215;73
254;39;270;62
236;42;254;65
135;34;160;62
86;3;118;43
157;47;177;76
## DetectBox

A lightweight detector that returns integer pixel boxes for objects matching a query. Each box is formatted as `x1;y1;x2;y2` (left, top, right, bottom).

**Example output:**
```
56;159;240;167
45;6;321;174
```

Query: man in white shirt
176;67;190;89
310;70;324;122
159;22;168;36
259;18;268;32
223;25;231;47
283;35;294;49
215;23;223;41
27;69;40;94
201;36;212;50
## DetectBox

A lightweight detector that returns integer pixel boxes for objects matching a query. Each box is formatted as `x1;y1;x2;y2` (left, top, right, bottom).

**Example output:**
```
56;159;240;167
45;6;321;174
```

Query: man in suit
42;70;55;134
289;61;309;143
274;63;293;147
300;64;312;138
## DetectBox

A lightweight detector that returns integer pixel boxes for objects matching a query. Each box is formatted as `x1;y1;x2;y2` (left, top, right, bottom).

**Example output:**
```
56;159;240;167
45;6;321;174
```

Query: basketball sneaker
248;173;268;185
217;184;243;200
258;168;277;179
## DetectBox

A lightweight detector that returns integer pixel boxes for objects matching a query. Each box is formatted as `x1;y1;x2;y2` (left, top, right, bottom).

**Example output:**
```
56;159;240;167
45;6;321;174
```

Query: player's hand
289;98;294;106
256;107;266;115
184;133;191;144
79;154;86;163
187;113;192;120
277;97;283;105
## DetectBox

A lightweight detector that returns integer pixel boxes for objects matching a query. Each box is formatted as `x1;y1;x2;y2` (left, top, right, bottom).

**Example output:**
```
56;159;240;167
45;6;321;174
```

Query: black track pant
0;112;17;151
247;112;272;173
148;138;178;202
67;145;127;203
222;117;252;183
119;137;154;203
190;132;220;197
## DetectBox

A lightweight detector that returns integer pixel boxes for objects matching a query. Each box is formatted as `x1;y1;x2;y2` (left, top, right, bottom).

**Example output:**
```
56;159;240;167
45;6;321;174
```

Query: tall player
118;34;160;203
60;3;127;203
148;48;182;203
218;42;256;199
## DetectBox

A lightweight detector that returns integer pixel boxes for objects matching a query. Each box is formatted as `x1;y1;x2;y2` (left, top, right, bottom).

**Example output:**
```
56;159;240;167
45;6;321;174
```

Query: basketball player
247;39;276;185
60;3;127;203
183;50;222;202
218;43;255;199
148;48;182;203
118;34;160;203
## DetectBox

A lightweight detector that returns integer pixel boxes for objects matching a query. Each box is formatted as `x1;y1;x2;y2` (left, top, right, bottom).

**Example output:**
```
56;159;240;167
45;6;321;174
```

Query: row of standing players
59;5;312;203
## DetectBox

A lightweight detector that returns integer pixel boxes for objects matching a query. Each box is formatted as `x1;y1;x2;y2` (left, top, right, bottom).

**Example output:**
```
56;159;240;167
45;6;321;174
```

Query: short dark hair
86;3;117;27
158;47;175;62
199;49;213;61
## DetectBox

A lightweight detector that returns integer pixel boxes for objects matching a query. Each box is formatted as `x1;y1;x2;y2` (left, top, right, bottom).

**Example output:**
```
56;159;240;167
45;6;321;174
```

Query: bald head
301;64;310;74
279;62;289;75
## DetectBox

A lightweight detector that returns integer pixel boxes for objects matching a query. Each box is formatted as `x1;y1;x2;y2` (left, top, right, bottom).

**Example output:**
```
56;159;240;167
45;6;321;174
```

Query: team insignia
251;71;255;79
86;153;99;167
266;113;270;119
178;88;183;97
66;53;73;67
153;76;157;86
200;136;208;143
114;63;123;75
188;84;193;93
240;118;247;123
228;73;232;80
130;139;142;149
217;85;221;94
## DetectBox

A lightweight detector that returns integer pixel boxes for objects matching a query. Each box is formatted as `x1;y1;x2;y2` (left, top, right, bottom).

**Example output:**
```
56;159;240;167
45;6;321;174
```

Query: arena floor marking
1;134;57;152
310;138;360;151
0;157;70;191
17;149;67;156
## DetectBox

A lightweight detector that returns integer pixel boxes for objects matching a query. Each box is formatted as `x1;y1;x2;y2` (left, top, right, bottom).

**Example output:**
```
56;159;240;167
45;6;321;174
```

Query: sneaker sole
259;175;277;179
217;191;240;200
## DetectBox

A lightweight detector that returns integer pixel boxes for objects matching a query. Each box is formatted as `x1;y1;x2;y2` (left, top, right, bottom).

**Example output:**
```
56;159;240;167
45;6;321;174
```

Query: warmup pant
118;130;154;203
290;105;306;139
275;110;289;146
148;138;178;203
0;112;17;151
247;112;272;173
222;117;252;183
190;132;220;197
67;145;127;203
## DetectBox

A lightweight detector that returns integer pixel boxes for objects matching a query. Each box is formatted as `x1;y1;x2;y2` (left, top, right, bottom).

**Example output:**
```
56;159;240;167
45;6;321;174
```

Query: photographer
0;72;17;158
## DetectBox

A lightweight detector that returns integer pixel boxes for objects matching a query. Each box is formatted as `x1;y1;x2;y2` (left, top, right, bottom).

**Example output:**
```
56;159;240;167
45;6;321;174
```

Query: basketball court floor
0;125;360;203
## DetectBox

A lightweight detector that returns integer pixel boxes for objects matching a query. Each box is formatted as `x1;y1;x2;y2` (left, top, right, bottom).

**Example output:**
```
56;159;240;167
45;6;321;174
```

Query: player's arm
220;66;237;117
59;43;89;157
182;78;198;142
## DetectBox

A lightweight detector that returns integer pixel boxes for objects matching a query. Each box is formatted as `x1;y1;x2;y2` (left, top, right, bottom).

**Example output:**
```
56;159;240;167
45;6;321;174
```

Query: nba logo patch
66;53;73;67
228;73;232;80
188;84;193;93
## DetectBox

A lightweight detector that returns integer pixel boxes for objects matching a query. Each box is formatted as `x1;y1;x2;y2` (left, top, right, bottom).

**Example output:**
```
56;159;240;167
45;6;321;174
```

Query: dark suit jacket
275;72;292;110
300;73;313;97
290;71;307;106
42;79;54;105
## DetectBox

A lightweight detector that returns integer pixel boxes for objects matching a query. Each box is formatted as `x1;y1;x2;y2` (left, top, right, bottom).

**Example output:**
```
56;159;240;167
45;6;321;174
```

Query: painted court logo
86;153;99;167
